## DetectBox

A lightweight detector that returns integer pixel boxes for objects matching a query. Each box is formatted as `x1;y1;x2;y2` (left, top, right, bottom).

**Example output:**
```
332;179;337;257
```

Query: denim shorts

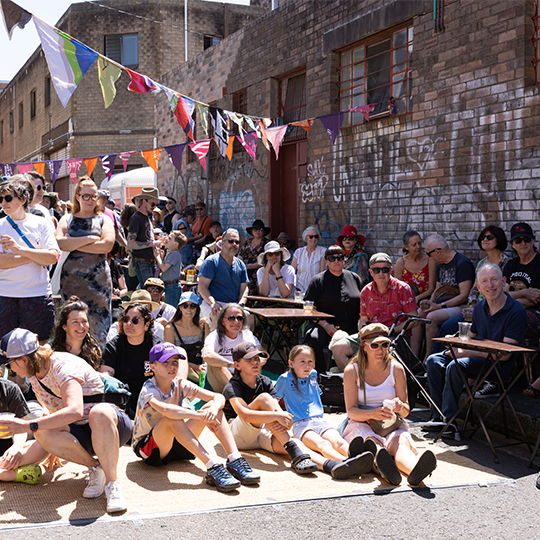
292;415;334;440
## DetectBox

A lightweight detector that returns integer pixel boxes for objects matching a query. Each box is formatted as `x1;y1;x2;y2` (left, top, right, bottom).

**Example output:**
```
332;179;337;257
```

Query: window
45;76;51;108
204;35;221;50
232;88;247;153
30;89;36;119
104;34;138;67
278;70;306;142
339;23;413;127
9;110;14;133
18;102;23;129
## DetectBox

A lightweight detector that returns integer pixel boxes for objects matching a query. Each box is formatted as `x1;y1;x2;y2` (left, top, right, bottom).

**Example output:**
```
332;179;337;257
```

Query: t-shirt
128;211;154;260
435;251;475;288
0;213;59;297
101;334;162;413
199;253;249;305
256;264;296;298
132;377;201;446
152;302;176;321
0;378;30;454
304;269;363;334
503;253;540;310
191;216;212;238
274;369;323;423
161;249;182;282
203;329;259;373
222;373;277;420
29;351;107;425
103;207;120;231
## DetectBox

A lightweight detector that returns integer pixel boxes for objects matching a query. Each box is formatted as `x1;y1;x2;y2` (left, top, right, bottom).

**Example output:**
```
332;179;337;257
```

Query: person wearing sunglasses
202;303;260;393
198;229;250;320
331;253;418;371
24;171;54;224
56;177;115;347
238;219;271;288
303;246;364;371
256;240;295;299
343;323;437;486
336;225;369;286
291;226;327;294
0;179;59;344
128;187;162;289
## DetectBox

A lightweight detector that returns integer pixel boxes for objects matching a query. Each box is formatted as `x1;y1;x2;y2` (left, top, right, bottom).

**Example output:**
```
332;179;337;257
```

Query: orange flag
141;148;163;173
83;157;98;176
33;162;46;176
291;119;315;133
225;136;234;161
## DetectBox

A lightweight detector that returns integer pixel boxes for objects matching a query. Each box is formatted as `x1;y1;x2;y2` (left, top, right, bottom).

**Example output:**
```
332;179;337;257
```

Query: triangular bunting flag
0;0;31;39
210;107;229;158
387;97;396;116
291;118;315;133
168;93;195;140
196;102;209;137
225;135;234;161
228;112;245;143
0;164;14;177
118;151;135;172
140;148;163;173
244;115;257;132
237;132;258;162
84;157;98;177
126;68;162;94
265;125;288;159
319;112;346;145
165;144;185;175
16;163;33;174
100;155;117;178
350;104;376;122
98;55;122;109
257;119;270;151
66;158;83;184
33;162;45;176
187;140;211;171
47;160;63;184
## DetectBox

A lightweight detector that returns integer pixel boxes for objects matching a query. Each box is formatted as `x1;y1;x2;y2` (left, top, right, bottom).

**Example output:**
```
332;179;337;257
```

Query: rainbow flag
33;16;98;107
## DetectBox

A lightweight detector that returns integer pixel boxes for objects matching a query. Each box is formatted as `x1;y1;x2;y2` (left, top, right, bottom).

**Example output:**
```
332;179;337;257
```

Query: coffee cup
383;399;395;411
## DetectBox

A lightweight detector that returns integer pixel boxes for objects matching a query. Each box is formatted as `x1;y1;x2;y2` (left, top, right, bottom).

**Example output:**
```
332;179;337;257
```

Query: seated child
223;342;371;479
156;231;187;308
275;344;374;474
0;377;48;485
132;342;260;492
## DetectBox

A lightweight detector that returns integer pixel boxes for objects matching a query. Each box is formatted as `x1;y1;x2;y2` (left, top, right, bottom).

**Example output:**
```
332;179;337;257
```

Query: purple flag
47;160;63;183
209;107;229;158
165;144;185;174
1;163;14;177
237;132;258;162
100;154;117;178
319;112;346;145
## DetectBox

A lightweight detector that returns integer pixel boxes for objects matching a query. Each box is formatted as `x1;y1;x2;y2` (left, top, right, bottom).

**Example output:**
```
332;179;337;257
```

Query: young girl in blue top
275;345;374;465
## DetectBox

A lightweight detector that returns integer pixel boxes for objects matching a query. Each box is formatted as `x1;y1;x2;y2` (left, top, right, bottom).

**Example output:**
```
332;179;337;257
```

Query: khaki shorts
229;416;274;453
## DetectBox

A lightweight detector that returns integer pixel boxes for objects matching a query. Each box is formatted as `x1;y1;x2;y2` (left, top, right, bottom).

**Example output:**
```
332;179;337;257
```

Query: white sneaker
83;465;106;499
105;480;127;513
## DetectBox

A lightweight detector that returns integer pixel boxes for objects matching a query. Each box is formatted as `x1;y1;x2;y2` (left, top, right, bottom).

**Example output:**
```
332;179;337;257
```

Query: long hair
120;203;137;230
118;304;154;342
24;346;55;377
350;340;392;390
215;303;248;346
169;301;202;327
51;296;101;370
72;176;102;215
288;344;315;395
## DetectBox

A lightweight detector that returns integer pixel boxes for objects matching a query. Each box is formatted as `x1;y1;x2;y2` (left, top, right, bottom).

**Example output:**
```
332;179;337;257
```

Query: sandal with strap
523;385;540;399
291;453;318;475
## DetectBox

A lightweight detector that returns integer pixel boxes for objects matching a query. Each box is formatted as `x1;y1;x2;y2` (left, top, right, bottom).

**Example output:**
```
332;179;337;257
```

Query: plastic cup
303;300;314;313
294;291;304;302
0;412;15;439
462;307;473;323
383;399;395;411
420;300;430;310
458;322;472;341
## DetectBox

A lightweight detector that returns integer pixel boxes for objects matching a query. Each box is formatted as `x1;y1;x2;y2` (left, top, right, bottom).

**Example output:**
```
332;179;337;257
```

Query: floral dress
238;237;268;294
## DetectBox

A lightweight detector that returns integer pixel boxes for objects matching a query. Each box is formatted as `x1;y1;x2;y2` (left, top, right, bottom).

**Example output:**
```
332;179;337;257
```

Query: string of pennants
0;0;397;180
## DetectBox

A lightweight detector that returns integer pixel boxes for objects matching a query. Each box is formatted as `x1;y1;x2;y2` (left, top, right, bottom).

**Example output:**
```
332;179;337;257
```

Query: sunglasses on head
80;194;99;201
367;341;390;350
0;194;16;204
480;234;495;242
371;266;391;274
426;248;441;257
180;303;198;309
514;237;532;244
122;315;142;325
307;234;319;239
226;315;244;322
326;254;345;262
227;239;240;245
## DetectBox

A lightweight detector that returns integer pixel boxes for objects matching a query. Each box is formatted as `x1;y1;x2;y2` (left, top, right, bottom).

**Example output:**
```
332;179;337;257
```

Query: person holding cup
256;241;295;299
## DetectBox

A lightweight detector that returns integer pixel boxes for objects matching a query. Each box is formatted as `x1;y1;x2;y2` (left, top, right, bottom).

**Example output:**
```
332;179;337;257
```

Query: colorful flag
98;55;122;109
126;68;161;94
257;119;270;151
237;132;258;162
228;112;245;142
187;140;211;171
165;144;185;175
244;115;257;132
291;119;315;133
141;148;162;173
0;164;13;177
165;91;195;140
196;102;209;137
16;163;33;174
265;125;288;159
118;151;135;172
33;16;98;108
84;157;98;177
350;104;376;122
47;160;63;184
225;136;234;161
0;0;31;39
319;112;346;145
33;162;45;176
66;158;82;184
210;107;229;158
100;155;116;178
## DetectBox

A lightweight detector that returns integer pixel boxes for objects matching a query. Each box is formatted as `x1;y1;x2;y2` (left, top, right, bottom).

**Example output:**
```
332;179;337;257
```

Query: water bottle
186;265;195;283
199;363;207;388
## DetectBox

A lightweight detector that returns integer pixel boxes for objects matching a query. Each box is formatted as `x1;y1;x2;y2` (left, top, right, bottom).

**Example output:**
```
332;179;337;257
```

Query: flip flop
291;454;318;475
407;450;437;486
15;465;42;485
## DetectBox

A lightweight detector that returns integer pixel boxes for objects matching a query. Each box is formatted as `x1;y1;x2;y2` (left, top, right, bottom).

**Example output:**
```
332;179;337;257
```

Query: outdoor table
247;295;304;307
433;336;534;462
180;279;198;290
247;307;334;367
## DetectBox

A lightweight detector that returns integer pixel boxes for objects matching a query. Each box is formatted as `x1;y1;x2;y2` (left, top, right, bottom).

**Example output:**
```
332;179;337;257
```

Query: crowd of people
0;170;539;514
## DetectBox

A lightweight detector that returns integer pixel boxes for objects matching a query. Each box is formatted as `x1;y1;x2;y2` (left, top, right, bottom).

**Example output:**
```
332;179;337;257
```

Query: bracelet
276;276;283;280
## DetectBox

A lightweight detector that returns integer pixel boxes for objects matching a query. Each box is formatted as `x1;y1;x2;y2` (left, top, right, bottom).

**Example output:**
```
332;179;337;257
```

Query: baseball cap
369;253;392;266
510;222;534;242
232;342;270;363
0;329;39;363
97;189;110;198
178;291;201;306
149;343;186;364
209;221;222;228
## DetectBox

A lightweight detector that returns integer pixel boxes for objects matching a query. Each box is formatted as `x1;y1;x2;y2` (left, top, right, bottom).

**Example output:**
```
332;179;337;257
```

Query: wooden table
433;336;534;461
247;307;334;367
247;295;304;307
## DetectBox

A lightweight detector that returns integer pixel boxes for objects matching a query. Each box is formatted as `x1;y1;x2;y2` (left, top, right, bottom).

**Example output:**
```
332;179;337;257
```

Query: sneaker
475;383;499;399
421;419;446;432
105;480;128;513
205;464;241;492
15;465;42;485
226;457;260;485
83;465;106;498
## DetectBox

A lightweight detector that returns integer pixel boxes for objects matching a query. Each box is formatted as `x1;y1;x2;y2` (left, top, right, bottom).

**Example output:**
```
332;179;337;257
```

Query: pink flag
237;132;258;162
265;125;288;159
126;68;161;94
66;159;83;184
16;163;33;174
141;148;163;173
187;140;211;171
319;112;346;145
100;154;117;178
119;151;135;172
350;104;376;122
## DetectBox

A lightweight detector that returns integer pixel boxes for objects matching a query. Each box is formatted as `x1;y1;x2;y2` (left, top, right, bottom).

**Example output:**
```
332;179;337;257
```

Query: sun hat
337;225;365;246
149;342;186;364
133;186;159;201
256;240;290;266
121;289;160;311
359;323;391;344
246;219;271;237
144;277;165;290
232;342;270;363
0;329;39;362
43;192;58;208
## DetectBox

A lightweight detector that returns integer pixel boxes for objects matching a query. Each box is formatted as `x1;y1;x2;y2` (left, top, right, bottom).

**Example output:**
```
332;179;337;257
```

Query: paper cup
383;399;395;411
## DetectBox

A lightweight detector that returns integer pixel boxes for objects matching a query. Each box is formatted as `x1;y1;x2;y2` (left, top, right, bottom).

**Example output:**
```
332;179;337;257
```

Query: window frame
534;3;540;84
104;33;139;68
30;88;36;120
0;120;4;144
9;110;14;134
45;76;51;108
277;68;307;142
232;88;247;154
18;102;23;129
204;35;222;50
338;21;413;127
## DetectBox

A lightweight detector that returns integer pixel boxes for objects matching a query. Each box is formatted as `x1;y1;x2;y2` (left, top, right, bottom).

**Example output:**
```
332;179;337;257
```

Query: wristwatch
441;302;447;309
29;421;38;433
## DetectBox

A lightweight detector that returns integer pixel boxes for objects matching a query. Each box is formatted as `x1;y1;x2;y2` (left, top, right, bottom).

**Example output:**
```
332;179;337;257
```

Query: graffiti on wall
300;157;328;203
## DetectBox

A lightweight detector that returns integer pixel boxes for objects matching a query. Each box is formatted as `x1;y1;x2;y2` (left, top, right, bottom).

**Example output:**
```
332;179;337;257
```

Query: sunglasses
80;194;99;201
307;234;319;239
195;208;205;211
145;199;157;208
4;357;18;368
180;303;198;309
367;341;390;350
252;227;264;232
146;287;163;293
326;254;345;262
371;266;391;274
0;194;16;203
514;237;532;244
343;236;357;241
227;239;240;245
426;248;440;257
226;315;244;322
480;234;495;242
177;226;187;231
122;315;142;325
35;185;43;191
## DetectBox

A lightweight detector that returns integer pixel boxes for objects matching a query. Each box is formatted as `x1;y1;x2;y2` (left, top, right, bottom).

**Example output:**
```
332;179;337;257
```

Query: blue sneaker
205;464;241;492
226;457;260;485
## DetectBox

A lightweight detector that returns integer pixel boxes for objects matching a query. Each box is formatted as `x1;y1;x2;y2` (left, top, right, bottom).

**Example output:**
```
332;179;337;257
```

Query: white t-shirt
203;329;260;373
152;302;176;321
256;264;296;298
0;213;59;297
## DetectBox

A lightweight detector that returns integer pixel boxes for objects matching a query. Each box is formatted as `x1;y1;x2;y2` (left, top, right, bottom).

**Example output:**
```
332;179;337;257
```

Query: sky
0;0;250;82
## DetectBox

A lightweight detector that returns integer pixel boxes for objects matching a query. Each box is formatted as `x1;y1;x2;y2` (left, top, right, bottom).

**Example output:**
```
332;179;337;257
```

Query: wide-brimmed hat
257;240;290;266
133;186;159;202
121;289;160;311
359;323;391;344
337;225;365;246
0;329;39;363
246;219;271;237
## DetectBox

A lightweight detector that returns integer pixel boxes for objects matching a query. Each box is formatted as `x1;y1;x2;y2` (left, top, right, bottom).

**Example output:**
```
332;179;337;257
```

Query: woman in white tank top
342;323;437;486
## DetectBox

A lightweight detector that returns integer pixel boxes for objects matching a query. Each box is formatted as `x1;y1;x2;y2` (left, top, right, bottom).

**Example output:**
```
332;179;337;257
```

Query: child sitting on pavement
223;342;371;479
132;342;260;492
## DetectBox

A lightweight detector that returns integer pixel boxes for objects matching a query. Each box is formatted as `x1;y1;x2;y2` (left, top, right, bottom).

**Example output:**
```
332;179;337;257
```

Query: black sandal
375;448;401;486
291;454;318;475
407;450;437;486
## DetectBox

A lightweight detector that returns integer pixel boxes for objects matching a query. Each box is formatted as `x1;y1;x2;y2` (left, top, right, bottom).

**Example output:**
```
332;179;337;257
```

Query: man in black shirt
163;197;180;234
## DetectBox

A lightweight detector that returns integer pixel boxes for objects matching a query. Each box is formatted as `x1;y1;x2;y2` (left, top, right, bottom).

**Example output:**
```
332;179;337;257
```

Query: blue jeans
431;314;464;354
164;283;181;308
132;259;156;289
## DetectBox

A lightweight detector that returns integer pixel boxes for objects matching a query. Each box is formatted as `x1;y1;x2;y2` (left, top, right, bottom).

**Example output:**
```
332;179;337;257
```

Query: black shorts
133;430;195;467
69;408;132;456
